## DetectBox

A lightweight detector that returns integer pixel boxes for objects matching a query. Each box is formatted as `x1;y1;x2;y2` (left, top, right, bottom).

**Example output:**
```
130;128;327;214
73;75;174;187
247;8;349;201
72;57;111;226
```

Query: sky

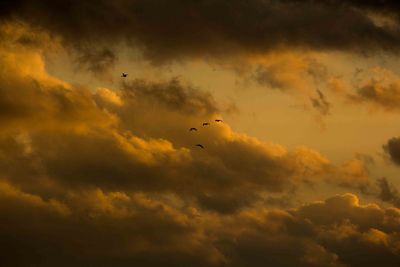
2;1;400;266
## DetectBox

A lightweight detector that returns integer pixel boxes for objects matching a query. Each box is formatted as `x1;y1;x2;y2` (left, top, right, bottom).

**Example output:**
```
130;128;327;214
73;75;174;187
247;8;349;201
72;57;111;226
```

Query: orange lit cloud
1;8;400;267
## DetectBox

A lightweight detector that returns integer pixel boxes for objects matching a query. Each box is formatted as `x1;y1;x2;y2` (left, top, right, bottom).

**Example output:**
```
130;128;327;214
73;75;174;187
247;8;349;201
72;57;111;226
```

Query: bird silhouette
195;144;204;149
121;73;128;77
215;119;223;122
202;122;210;126
189;128;197;131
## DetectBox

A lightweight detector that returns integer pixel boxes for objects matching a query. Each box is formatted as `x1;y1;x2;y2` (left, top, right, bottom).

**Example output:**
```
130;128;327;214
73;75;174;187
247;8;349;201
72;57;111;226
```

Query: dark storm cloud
2;0;400;63
313;0;400;12
383;137;400;165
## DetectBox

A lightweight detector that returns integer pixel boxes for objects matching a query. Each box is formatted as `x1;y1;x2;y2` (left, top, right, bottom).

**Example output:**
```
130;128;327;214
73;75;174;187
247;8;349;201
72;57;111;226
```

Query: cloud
383;136;400;165
8;122;331;211
377;177;400;208
310;89;331;116
75;47;117;78
0;182;224;267
331;159;373;193
297;194;400;267
2;0;400;64
121;77;220;116
0;24;338;214
243;53;332;119
0;23;116;133
0;22;387;216
328;67;400;113
2;180;400;266
251;56;312;92
351;78;400;111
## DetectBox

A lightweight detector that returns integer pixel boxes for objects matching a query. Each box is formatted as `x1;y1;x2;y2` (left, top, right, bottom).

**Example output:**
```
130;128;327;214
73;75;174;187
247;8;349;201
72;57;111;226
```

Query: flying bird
189;128;197;131
121;73;128;77
195;144;204;149
215;119;223;122
202;122;210;126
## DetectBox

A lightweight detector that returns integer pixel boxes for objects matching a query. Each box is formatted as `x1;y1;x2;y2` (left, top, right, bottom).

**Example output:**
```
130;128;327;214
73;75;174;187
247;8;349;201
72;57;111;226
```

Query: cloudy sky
2;1;400;266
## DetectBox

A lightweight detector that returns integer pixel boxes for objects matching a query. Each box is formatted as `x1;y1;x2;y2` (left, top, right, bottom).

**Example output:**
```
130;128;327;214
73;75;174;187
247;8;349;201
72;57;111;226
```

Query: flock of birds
121;72;222;149
190;119;223;149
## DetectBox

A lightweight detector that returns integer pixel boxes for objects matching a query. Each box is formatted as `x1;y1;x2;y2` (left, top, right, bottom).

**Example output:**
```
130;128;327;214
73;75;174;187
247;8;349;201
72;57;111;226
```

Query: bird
121;73;128;77
202;122;210;126
215;119;223;122
189;127;197;131
195;144;204;149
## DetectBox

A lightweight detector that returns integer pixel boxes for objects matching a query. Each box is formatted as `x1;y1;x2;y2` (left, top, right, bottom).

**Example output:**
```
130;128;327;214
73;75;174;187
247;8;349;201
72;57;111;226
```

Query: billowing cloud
0;182;223;267
296;194;400;267
0;21;377;215
2;178;400;266
0;22;337;214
